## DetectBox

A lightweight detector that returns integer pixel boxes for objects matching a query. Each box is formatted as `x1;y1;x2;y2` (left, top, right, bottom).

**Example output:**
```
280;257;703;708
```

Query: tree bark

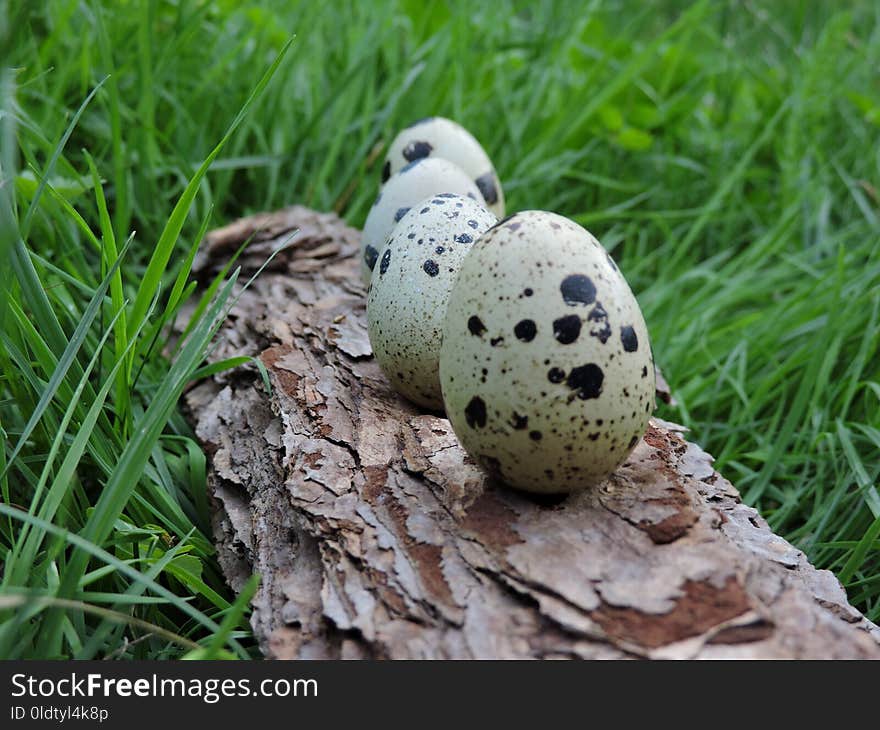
184;205;880;659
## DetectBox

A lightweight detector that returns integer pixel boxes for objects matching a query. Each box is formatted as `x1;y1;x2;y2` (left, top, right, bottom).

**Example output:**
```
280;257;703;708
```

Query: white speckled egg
439;211;655;494
360;158;484;284
367;194;497;410
383;117;505;218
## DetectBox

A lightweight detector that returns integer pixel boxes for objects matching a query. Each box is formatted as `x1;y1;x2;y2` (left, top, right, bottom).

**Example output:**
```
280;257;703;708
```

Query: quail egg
360;157;484;284
367;194;497;410
383;117;505;218
439;211;655;494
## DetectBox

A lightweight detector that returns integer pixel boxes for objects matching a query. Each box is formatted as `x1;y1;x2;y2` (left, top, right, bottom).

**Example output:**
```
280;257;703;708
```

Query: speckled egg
360;158;484;284
439;211;656;494
367;194;497;410
383;117;505;218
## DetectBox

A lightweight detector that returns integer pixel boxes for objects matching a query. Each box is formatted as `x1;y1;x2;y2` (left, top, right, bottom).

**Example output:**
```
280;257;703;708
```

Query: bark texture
185;205;880;659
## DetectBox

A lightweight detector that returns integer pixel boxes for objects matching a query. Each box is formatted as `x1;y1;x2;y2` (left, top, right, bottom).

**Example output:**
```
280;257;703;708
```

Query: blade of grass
38;272;239;656
190;355;261;382
91;0;131;244
166;205;213;318
559;0;712;145
1;237;130;482
11;302;146;584
84;151;130;430
838;514;880;585
0;594;200;653
0;67;16;330
126;38;293;343
187;574;259;660
78;529;200;659
0;501;245;658
20;77;107;240
6;304;126;584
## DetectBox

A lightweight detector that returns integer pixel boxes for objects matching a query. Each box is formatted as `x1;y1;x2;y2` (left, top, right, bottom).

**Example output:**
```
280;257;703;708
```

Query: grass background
1;0;878;658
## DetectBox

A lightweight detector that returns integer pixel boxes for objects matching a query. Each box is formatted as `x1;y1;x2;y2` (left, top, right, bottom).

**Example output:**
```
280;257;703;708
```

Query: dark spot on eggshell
403;140;433;162
468;316;486;336
642;365;648;378
566;363;604;400
420;207;430;213
547;367;566;383
423;259;439;277
379;248;391;275
628;435;639;449
467;219;480;229
394;206;411;222
552;314;581;345
588;302;611;344
529;430;543;441
381;160;391;183
514;319;537;342
435;246;445;255
364;245;379;271
454;233;473;244
524;288;534;297
475;172;498;205
490;336;504;347
465;396;487;428
621;325;639;352
510;412;528;430
560;274;596;306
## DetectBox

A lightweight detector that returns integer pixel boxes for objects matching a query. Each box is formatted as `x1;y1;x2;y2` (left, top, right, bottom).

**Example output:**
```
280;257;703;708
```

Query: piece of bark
185;206;880;659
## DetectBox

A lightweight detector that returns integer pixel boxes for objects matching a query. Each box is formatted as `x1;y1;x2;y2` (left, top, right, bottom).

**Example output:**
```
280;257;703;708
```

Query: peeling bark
184;206;880;659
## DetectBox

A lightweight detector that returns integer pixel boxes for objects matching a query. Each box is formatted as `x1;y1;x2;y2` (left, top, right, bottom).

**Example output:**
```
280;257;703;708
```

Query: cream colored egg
367;194;497;410
360;157;484;284
439;211;655;494
383;117;505;218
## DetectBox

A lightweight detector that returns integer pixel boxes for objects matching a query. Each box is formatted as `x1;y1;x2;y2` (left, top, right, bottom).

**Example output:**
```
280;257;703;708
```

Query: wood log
184;205;880;659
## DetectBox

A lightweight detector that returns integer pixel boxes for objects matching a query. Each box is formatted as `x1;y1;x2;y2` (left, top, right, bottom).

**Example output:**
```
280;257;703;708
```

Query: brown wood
184;205;880;659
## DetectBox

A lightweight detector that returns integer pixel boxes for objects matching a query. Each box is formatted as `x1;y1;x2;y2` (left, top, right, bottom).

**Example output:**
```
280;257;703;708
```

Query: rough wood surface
184;205;880;659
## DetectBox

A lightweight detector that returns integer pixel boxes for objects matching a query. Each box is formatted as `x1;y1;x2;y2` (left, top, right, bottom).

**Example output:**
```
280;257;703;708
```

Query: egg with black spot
367;195;497;409
360;157;484;284
439;210;655;494
383;117;505;218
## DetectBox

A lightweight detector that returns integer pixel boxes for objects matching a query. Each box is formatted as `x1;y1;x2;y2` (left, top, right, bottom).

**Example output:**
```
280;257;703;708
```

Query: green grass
1;0;878;658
